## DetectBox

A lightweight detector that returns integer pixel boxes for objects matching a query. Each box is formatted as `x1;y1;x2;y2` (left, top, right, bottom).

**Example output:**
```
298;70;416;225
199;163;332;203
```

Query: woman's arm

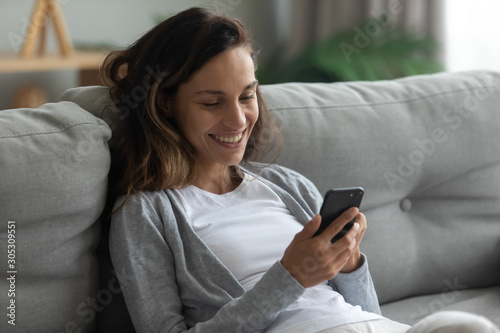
110;192;305;333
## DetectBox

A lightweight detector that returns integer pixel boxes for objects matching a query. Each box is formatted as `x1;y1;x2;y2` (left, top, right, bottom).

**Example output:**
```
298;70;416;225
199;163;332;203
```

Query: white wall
0;0;276;110
444;0;500;72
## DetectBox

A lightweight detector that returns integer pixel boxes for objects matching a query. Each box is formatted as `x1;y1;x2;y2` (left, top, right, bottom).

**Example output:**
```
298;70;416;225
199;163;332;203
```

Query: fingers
339;221;364;272
337;212;366;250
292;215;321;243
352;212;367;243
318;207;359;243
336;221;359;252
336;212;366;272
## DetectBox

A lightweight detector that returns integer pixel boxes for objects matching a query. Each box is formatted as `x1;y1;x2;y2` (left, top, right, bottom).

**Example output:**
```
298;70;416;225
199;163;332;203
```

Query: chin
224;156;245;167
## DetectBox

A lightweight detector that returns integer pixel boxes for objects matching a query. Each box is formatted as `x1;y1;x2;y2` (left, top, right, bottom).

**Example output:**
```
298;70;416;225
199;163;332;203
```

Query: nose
222;101;246;129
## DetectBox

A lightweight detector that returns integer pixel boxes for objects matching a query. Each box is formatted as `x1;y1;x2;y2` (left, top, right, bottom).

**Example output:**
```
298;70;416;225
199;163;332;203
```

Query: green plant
257;20;444;84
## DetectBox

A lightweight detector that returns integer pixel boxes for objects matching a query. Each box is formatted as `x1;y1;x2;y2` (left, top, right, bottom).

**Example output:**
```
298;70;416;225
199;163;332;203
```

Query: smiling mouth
212;132;243;144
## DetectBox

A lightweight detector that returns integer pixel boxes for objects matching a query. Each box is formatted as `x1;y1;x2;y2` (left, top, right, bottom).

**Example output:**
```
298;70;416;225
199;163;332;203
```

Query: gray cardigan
110;164;381;332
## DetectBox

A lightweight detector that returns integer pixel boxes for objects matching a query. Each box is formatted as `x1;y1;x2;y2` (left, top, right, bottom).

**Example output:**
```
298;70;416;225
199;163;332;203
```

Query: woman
103;7;499;333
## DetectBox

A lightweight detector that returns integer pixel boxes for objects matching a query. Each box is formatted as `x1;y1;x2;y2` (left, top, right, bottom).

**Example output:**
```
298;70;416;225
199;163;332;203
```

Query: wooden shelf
0;51;106;73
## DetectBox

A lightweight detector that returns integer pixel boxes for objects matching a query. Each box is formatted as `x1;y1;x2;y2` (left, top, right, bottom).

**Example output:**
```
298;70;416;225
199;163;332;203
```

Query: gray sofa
1;70;499;332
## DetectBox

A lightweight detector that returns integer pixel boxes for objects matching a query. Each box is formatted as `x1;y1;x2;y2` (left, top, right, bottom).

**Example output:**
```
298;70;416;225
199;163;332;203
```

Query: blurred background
0;0;499;110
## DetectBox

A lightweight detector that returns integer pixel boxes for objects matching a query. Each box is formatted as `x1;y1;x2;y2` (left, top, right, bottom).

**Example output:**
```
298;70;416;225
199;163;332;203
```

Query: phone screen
313;187;364;243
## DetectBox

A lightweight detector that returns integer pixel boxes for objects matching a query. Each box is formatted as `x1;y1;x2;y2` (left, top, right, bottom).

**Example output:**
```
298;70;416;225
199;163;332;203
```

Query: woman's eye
240;93;255;102
202;102;219;107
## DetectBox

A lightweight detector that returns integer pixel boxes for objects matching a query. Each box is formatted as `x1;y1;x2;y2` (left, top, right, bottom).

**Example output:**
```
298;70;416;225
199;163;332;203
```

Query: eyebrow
195;80;259;95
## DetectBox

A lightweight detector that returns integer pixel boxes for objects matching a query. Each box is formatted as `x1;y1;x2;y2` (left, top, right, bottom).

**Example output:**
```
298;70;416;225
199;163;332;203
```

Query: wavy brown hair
100;7;282;204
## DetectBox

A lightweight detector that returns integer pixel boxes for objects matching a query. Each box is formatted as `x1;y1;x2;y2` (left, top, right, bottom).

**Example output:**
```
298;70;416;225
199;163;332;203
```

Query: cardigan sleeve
109;192;306;333
329;254;382;315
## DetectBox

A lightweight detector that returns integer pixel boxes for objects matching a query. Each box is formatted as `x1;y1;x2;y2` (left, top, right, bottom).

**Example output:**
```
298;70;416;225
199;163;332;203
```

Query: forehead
181;47;256;94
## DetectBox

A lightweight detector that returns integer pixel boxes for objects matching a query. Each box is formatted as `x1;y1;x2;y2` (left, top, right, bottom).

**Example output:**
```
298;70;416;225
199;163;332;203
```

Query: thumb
294;215;321;242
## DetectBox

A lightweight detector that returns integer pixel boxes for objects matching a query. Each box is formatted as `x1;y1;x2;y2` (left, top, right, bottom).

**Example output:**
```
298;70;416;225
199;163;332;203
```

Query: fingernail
354;223;360;229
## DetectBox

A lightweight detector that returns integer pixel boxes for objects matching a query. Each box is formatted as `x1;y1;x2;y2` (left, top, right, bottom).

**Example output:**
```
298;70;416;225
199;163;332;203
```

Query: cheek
170;115;197;148
172;104;203;136
180;118;204;142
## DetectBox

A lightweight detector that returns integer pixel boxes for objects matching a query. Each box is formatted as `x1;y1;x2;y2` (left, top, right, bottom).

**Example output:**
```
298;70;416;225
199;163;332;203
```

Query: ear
158;93;174;117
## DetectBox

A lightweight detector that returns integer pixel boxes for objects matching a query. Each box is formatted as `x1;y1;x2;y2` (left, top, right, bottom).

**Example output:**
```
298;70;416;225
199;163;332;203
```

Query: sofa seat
381;286;500;325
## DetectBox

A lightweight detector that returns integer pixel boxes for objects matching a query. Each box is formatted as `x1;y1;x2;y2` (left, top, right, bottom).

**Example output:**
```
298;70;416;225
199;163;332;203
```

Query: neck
192;165;242;195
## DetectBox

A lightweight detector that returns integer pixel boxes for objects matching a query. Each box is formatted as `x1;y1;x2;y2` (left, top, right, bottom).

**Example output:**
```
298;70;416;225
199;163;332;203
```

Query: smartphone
313;187;364;243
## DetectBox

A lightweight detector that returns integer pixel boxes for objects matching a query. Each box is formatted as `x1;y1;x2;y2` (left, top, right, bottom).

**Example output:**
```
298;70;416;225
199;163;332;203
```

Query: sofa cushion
0;102;111;332
259;71;500;304
60;85;131;149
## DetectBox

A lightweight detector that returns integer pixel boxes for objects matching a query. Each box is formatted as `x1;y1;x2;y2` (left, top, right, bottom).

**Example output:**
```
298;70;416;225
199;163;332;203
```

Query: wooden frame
21;0;74;59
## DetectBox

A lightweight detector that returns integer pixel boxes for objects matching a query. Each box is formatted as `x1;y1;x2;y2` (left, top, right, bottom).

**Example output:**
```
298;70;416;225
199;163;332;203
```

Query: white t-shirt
172;173;383;332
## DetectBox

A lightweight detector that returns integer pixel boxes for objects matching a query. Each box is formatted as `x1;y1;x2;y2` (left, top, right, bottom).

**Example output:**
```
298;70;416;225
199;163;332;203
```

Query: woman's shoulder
113;190;167;211
112;190;178;228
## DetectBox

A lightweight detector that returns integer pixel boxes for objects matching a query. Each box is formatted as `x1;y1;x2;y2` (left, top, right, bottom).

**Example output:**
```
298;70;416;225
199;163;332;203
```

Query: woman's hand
340;211;366;273
280;208;366;288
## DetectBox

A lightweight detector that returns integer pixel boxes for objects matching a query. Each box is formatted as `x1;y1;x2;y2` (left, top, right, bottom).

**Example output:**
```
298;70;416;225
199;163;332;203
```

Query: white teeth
214;133;243;143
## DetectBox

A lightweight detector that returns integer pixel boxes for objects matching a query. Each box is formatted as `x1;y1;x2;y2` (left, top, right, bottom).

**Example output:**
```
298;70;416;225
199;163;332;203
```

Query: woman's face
167;46;259;173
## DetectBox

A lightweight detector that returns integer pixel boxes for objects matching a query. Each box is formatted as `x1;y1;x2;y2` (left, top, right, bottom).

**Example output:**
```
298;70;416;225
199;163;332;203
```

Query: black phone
313;187;364;243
